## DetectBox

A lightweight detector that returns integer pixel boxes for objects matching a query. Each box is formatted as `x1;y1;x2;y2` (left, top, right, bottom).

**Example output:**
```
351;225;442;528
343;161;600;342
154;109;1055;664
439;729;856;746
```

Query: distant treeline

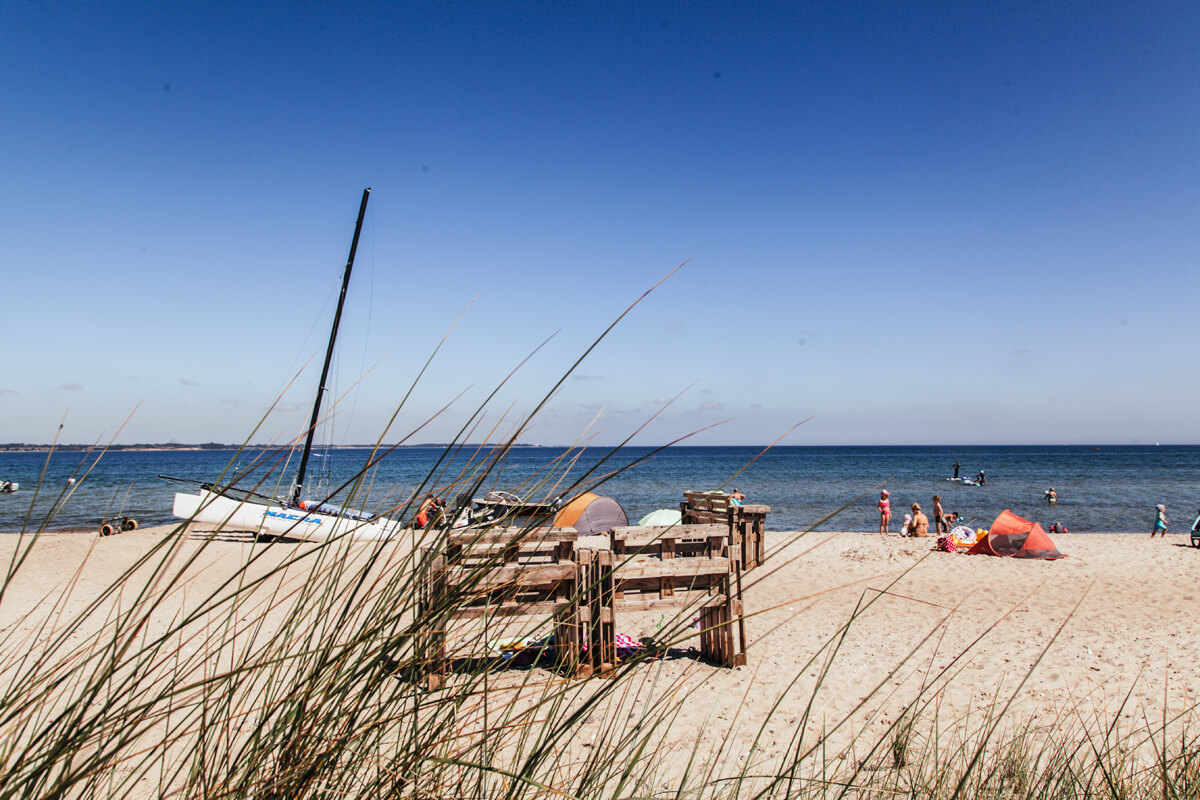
0;443;545;452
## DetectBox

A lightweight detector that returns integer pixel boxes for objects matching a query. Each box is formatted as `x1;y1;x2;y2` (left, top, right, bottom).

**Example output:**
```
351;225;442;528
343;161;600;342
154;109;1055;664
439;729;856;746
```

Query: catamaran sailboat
169;189;404;542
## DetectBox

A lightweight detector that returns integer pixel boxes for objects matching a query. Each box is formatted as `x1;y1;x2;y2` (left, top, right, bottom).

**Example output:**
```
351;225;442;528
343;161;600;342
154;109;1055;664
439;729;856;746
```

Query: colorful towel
615;632;641;657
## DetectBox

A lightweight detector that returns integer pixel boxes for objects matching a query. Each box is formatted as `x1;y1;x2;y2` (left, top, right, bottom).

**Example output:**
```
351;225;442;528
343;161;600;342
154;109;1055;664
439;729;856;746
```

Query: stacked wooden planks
607;523;747;667
419;525;590;689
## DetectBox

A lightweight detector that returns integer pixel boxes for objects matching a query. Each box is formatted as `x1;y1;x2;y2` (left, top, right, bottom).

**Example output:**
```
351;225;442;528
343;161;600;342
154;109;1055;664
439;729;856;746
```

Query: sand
3;524;1198;790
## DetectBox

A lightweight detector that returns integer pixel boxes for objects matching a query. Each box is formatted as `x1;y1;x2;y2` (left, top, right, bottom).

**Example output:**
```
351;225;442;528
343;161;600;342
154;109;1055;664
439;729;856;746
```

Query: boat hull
173;490;401;542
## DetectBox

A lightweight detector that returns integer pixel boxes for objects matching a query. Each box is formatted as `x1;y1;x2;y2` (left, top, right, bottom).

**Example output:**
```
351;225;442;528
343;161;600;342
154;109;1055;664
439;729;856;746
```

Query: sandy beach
3;524;1198;794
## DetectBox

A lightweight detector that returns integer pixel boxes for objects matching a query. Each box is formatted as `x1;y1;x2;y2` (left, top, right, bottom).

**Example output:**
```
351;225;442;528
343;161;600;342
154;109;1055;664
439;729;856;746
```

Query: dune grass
6;443;1200;799
4;281;1199;799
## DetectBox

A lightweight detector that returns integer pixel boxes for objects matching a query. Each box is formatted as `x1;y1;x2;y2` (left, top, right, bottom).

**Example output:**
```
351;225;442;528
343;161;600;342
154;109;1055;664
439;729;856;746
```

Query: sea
2;445;1199;535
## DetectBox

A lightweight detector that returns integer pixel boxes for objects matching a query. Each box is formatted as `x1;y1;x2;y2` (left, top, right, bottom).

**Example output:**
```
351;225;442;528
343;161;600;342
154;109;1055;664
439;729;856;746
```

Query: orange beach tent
553;492;627;536
967;510;1065;560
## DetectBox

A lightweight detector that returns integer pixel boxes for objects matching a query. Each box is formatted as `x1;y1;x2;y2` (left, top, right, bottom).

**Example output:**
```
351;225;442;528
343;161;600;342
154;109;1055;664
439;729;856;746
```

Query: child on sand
1152;504;1168;537
878;490;891;535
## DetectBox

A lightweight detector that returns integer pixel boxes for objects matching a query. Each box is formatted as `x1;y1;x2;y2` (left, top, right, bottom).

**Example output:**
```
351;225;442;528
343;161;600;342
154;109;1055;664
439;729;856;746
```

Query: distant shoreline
0;443;549;453
3;443;1197;453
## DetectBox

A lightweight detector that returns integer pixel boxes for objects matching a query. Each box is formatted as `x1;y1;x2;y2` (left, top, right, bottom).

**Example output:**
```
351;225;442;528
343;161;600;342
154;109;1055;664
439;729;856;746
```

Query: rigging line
275;273;341;406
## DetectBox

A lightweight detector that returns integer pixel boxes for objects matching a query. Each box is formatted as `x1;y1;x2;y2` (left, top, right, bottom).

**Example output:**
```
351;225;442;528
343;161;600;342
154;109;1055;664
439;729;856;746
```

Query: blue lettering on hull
265;509;324;525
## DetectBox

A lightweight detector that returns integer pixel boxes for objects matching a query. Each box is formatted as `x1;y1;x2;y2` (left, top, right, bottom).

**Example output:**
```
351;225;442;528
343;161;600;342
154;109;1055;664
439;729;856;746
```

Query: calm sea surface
2;445;1199;534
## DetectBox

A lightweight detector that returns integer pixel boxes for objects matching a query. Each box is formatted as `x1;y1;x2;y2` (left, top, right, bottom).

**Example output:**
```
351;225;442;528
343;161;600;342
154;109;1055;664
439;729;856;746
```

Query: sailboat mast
292;187;371;505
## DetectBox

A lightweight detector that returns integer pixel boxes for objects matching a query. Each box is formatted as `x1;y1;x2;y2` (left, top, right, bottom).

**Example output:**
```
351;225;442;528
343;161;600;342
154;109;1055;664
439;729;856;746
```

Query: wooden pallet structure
419;518;754;687
607;523;747;667
680;491;771;569
419;525;613;689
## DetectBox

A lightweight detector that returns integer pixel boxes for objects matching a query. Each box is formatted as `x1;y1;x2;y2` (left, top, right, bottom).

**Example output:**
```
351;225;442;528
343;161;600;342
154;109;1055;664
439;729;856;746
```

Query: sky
3;0;1198;447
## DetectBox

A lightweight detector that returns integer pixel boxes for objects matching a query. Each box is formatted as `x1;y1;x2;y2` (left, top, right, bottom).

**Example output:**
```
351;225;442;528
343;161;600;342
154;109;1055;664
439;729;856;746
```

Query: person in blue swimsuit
1152;504;1168;537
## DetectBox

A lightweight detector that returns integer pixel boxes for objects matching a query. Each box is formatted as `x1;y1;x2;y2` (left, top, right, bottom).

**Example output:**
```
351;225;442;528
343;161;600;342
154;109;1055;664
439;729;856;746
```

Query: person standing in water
1152;504;1168;537
878;490;892;535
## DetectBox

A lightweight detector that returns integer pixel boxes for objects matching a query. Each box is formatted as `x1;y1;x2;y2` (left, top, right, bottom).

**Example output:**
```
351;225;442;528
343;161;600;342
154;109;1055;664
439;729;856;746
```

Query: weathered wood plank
612;557;731;580
448;527;578;545
614;594;729;613
443;562;577;589
610;524;726;548
449;601;572;619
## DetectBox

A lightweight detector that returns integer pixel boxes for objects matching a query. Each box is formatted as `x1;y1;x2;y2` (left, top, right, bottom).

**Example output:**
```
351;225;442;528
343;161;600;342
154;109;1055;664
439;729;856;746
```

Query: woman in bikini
878;490;891;535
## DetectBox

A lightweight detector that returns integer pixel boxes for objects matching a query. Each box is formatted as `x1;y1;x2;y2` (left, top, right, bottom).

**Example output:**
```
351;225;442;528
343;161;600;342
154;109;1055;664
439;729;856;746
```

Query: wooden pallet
732;504;770;569
680;491;735;525
609;523;731;560
606;521;748;667
444;525;578;565
419;549;592;689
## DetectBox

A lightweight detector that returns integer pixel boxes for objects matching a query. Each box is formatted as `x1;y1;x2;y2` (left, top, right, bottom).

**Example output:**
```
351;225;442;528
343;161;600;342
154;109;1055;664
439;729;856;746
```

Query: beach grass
4;283;1200;798
5;461;1200;798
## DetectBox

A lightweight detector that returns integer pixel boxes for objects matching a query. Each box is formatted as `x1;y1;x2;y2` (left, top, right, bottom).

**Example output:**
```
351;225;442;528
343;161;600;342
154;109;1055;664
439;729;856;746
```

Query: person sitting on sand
1152;503;1168;538
906;503;929;537
416;493;438;528
878;490;891;535
932;495;946;534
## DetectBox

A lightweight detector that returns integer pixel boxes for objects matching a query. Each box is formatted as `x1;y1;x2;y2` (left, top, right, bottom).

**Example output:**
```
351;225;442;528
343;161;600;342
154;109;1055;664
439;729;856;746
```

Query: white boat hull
173;490;402;542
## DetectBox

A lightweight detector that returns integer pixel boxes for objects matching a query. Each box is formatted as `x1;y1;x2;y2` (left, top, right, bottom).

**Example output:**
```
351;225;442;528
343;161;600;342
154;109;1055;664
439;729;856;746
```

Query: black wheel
100;523;115;537
1192;537;1200;549
122;518;138;531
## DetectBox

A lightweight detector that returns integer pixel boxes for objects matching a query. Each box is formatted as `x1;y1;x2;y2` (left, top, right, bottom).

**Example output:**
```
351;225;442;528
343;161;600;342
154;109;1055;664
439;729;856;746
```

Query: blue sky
3;0;1198;446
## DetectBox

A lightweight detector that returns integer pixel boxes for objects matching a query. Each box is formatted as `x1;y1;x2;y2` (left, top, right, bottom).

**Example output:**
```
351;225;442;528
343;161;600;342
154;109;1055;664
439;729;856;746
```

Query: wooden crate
680;491;735;525
606;528;748;667
609;523;731;560
444;525;578;565
731;504;770;569
418;548;592;689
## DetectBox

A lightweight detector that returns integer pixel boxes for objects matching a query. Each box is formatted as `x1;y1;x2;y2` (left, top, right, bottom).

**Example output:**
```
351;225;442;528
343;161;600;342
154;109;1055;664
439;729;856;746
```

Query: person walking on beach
1152;504;1168;537
906;503;929;537
932;495;946;534
878;490;891;535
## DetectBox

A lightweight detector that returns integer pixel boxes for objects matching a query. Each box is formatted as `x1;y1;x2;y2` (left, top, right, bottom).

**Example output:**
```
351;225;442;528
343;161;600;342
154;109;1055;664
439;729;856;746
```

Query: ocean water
2;445;1198;535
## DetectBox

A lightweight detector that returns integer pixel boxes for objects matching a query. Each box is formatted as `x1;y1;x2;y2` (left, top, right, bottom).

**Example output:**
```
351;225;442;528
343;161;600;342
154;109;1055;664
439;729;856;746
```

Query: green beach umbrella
637;508;682;527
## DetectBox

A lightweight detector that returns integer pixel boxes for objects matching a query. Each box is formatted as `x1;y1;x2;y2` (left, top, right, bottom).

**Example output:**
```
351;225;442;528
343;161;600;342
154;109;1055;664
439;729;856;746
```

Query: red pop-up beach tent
967;510;1065;560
